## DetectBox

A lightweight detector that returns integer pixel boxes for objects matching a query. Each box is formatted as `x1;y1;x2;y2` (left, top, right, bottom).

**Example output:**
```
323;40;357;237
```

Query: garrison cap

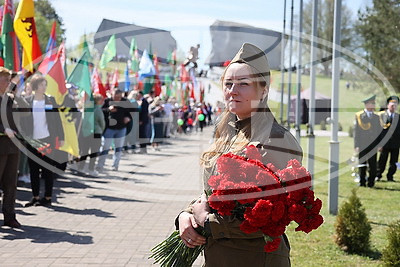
228;43;270;86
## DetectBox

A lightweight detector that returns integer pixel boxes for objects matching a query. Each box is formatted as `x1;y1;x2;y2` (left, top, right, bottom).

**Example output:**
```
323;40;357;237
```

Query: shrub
382;220;400;266
334;188;371;254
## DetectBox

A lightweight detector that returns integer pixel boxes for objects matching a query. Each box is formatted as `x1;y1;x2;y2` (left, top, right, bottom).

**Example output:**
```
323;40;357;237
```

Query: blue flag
124;64;130;92
138;49;155;81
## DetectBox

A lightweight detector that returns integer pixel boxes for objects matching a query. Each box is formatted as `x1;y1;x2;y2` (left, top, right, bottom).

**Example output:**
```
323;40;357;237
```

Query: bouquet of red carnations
149;145;323;266
207;145;323;252
0;132;52;156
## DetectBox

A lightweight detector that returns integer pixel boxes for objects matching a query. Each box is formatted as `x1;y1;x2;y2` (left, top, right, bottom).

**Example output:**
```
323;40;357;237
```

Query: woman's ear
260;86;269;101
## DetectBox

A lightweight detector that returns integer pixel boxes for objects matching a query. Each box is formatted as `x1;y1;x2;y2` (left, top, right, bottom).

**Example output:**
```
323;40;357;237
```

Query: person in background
97;89;131;171
136;91;150;154
377;96;400;182
0;67;28;227
18;82;33;184
124;90;139;153
354;95;382;187
77;93;105;176
24;74;65;207
149;97;165;151
162;97;174;138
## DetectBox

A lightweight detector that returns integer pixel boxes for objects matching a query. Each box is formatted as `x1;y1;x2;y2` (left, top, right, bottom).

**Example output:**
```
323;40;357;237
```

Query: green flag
129;37;139;72
1;1;17;71
68;51;91;97
148;42;153;60
68;51;93;137
81;35;92;63
99;34;116;69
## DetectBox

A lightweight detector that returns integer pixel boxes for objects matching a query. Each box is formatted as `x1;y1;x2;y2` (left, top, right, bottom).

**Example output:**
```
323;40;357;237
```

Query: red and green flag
1;0;20;71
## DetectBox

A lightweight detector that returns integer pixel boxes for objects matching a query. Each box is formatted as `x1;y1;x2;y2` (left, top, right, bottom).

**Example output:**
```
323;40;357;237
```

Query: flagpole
329;0;342;215
308;0;318;190
280;0;287;125
295;0;303;141
286;0;294;130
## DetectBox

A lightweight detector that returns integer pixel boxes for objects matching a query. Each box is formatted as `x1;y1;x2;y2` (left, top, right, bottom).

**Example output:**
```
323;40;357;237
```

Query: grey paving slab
0;129;213;266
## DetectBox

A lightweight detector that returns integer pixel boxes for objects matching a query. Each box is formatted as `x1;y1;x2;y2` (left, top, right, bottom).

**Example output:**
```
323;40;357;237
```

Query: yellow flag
14;0;42;71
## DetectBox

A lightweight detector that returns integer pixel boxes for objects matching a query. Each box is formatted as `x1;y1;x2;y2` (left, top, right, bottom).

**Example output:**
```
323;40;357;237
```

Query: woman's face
223;63;265;119
36;80;47;94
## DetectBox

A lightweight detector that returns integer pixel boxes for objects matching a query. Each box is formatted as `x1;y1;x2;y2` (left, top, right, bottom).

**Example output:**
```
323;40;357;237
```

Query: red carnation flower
240;161;261;180
310;198;322;214
265;163;278;173
288;204;308;224
244;145;263;161
287;159;301;168
271;201;285;222
261;223;286;237
240;219;258;234
256;170;278;187
295;214;324;233
264;237;281;252
216;155;241;174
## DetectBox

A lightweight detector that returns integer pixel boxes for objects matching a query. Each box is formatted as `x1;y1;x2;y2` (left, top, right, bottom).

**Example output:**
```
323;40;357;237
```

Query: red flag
46;57;67;105
111;68;119;90
180;64;190;82
92;67;106;98
153;53;161;96
38;21;57;74
189;83;195;100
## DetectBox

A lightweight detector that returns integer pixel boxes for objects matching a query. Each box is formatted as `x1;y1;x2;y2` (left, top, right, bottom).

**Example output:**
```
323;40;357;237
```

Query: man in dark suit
354;95;382;187
377;96;400;181
136;91;149;154
0;67;27;227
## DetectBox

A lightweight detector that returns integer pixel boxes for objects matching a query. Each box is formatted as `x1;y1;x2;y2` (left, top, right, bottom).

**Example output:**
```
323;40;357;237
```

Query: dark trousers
378;147;400;180
359;149;377;187
28;156;55;198
0;153;19;219
139;122;149;149
78;134;102;171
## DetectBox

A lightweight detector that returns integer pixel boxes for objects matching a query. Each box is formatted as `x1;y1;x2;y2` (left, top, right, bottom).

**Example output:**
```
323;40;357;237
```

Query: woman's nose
228;83;237;95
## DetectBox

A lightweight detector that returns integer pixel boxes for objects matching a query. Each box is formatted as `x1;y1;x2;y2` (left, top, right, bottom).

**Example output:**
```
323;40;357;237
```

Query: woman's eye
224;82;233;88
240;82;249;86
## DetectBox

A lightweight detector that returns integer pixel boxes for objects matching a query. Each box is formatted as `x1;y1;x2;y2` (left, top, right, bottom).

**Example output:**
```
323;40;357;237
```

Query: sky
50;0;372;68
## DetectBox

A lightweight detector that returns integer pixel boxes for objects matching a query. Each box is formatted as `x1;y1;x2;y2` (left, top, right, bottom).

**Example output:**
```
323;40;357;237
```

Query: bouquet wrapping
150;145;323;265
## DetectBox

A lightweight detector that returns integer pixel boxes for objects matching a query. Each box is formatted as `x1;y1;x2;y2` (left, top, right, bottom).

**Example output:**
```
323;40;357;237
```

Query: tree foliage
34;0;66;52
0;0;65;52
301;0;356;76
356;0;400;93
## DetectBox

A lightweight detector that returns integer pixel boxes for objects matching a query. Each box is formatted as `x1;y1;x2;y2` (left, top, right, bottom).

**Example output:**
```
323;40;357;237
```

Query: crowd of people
0;66;218;228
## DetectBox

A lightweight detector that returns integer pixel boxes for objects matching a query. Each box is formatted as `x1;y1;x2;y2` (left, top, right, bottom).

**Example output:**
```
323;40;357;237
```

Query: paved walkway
0;128;212;266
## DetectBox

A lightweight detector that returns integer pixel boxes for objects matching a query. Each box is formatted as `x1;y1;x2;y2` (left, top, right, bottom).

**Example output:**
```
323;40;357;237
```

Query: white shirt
364;109;372;118
32;99;50;139
162;102;174;117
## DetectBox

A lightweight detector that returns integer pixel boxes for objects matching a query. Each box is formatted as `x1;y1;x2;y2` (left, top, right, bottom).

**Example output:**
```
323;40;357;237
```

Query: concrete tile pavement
0;128;213;266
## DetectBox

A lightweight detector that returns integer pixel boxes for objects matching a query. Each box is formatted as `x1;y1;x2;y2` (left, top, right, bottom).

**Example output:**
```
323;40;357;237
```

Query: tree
34;0;66;51
301;0;357;76
0;0;66;52
356;0;400;93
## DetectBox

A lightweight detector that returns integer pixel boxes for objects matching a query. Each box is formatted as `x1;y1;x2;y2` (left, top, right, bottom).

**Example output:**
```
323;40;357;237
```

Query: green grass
285;134;400;266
